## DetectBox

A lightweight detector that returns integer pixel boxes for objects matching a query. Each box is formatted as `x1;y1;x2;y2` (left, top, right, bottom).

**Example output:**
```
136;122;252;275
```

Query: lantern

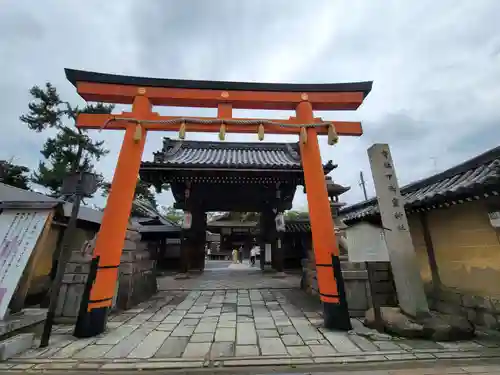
275;213;285;232
61;171;98;198
182;211;192;229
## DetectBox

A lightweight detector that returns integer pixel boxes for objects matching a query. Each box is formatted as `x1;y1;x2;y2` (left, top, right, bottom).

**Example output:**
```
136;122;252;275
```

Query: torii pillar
297;101;351;329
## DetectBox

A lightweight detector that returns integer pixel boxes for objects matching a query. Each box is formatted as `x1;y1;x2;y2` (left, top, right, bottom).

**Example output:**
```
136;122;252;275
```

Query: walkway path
3;261;500;371
157;260;300;290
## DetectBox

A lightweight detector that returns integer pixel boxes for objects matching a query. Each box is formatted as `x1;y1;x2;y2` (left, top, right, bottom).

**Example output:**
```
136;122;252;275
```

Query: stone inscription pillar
368;143;429;318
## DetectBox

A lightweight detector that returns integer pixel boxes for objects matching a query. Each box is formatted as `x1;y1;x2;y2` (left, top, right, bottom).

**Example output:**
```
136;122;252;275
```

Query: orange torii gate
65;69;372;336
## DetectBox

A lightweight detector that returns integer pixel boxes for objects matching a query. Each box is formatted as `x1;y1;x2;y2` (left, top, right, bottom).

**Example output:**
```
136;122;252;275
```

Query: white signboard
0;209;49;319
265;243;272;263
181;211;192;229
368;143;429;316
488;211;500;228
346;222;390;263
275;214;285;232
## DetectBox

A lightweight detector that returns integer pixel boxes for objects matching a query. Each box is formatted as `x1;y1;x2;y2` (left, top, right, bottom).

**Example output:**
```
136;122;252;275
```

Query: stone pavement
157;260;300;290
2;261;500;371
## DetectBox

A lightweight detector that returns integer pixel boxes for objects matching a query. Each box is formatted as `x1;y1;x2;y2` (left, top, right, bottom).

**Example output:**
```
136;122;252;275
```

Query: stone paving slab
157;267;301;290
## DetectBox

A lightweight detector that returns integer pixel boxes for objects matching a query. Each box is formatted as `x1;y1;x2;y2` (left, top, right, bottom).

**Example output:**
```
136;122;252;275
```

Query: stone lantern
325;176;349;254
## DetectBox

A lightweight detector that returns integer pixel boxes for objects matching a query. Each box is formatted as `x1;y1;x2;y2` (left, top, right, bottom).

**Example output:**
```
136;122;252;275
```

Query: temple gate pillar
259;211;270;270
190;210;207;271
259;208;278;271
179;228;191;275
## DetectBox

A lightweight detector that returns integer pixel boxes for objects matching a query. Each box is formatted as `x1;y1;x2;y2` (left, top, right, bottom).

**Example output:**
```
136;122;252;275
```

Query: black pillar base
73;306;109;338
323;302;352;330
322;253;352;331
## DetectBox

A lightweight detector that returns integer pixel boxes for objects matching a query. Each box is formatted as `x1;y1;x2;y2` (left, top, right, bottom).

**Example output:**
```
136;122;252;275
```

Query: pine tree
0;160;30;190
161;205;184;224
20;83;113;197
101;179;159;209
284;210;309;220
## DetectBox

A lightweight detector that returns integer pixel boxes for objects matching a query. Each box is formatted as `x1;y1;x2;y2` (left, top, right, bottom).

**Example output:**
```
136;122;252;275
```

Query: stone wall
301;248;397;317
426;283;500;330
56;236;94;323
115;230;157;310
56;228;157;322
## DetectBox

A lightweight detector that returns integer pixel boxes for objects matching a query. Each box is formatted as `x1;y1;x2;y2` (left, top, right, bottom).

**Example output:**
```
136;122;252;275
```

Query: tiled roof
0;183;61;209
143;138;336;171
130;200;181;233
285;220;311;233
341;146;500;223
131;200;180;226
63;203;102;225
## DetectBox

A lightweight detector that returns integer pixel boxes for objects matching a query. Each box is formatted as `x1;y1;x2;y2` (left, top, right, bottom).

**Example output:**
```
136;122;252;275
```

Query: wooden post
297;101;351;330
275;233;284;273
365;262;384;332
179;229;190;274
420;212;441;298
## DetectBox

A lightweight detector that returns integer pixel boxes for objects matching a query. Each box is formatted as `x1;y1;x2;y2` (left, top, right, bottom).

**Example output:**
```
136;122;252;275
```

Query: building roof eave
340;147;500;224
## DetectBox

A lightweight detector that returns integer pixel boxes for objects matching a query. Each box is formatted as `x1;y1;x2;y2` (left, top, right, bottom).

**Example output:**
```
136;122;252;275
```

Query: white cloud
1;0;499;212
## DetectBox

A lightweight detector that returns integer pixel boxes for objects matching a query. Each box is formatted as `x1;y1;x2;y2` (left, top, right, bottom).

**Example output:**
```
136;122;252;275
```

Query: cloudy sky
1;0;500;211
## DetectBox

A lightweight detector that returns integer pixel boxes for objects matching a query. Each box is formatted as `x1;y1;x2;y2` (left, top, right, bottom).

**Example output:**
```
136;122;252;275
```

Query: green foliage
101;179;167;210
162;205;183;224
239;212;260;222
284;210;309;220
20;82;113;197
0;160;30;190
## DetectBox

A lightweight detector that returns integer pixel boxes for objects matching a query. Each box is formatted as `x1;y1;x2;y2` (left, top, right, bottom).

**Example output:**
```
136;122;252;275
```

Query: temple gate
65;68;372;336
140;138;337;273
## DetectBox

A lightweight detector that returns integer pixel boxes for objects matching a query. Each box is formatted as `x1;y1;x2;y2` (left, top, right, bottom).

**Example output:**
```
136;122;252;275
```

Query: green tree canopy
161;205;184;224
0;160;30;190
101;179;159;209
284;210;309;220
20;83;113;197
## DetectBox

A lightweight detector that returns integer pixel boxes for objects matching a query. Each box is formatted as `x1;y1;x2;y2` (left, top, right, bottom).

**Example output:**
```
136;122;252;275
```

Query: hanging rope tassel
300;127;307;144
179;121;186;140
133;124;142;143
258;123;265;141
219;121;226;140
327;123;338;145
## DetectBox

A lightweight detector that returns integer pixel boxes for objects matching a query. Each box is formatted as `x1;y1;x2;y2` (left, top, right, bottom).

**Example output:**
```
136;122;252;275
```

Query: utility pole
430;157;438;173
359;171;368;201
40;129;97;347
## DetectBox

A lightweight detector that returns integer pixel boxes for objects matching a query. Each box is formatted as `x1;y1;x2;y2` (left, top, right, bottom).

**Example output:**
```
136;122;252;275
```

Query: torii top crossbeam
66;69;371;109
66;69;371;137
65;68;373;337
